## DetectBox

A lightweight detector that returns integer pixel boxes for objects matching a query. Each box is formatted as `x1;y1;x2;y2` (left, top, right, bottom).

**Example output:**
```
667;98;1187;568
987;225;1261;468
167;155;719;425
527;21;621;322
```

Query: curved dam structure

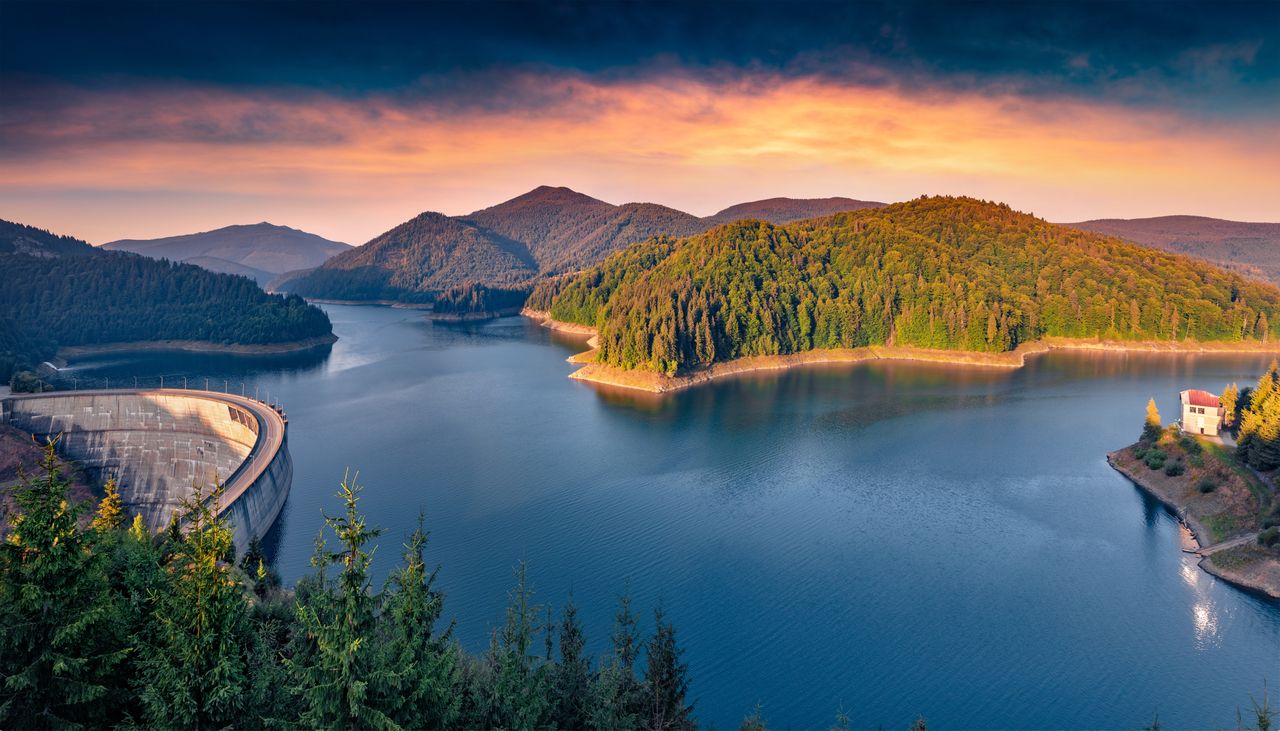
1;389;291;555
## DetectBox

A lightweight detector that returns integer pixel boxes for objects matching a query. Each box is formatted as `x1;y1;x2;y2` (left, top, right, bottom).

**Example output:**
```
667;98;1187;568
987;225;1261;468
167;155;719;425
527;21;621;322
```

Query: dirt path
1198;533;1258;556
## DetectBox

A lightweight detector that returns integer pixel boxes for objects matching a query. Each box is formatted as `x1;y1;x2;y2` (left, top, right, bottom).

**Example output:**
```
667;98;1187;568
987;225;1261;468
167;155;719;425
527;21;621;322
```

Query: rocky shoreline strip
521;309;1280;394
56;333;338;360
1108;446;1280;600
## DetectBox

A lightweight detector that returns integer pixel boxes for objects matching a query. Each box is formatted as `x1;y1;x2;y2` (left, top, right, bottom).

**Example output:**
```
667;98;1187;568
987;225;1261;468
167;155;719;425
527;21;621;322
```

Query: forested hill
275;186;883;306
1066;215;1280;285
459;186;709;275
530;197;1280;375
705;196;884;226
0;220;333;380
282;212;538;302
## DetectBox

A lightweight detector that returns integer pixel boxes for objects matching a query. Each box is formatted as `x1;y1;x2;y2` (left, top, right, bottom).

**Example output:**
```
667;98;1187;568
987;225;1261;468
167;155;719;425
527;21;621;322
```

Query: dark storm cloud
2;0;1276;116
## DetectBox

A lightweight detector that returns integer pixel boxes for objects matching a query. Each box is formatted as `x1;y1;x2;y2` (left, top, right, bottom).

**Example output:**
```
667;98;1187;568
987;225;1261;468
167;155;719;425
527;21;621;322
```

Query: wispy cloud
2;71;1276;244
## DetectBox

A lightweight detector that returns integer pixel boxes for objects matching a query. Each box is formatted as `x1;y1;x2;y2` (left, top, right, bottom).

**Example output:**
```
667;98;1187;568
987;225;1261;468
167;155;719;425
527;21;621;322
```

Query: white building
1180;389;1225;436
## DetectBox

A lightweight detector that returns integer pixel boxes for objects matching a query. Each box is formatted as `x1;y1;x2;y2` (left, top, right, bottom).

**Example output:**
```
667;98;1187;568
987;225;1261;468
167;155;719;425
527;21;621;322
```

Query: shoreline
427;306;524;322
520;309;1280;393
303;297;433;310
522;308;600;348
56;333;338;360
1108;447;1280;600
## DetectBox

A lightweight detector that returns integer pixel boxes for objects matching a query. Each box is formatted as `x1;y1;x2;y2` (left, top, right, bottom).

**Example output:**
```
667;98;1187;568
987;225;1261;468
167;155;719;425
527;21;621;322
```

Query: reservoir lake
63;303;1280;728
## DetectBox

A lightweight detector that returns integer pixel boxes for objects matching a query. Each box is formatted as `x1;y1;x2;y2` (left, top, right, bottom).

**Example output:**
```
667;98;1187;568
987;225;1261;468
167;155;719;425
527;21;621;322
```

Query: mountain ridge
1066;215;1280;285
103;222;351;284
278;186;886;303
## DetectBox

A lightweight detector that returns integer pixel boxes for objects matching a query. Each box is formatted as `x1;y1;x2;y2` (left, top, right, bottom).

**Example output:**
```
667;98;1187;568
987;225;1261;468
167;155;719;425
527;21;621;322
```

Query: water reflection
1180;560;1222;648
55;343;332;390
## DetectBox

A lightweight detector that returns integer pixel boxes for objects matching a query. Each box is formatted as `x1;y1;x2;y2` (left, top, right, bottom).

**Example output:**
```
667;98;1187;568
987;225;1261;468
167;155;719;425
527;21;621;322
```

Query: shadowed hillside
276;186;883;306
1068;216;1280;285
0;220;333;381
104;222;351;284
282;212;538;302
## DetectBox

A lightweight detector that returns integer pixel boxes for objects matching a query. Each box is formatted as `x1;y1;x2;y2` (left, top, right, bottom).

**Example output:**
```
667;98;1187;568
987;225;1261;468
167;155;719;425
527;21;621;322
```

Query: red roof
1182;389;1220;408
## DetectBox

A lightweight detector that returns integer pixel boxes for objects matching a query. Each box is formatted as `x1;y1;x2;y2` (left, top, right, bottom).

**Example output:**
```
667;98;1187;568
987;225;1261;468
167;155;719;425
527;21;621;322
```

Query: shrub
1262;515;1280;529
1188;453;1204;468
1259;526;1280;548
9;370;51;393
1164;461;1185;477
1144;449;1167;470
1178;436;1203;455
1132;446;1148;459
1197;478;1217;494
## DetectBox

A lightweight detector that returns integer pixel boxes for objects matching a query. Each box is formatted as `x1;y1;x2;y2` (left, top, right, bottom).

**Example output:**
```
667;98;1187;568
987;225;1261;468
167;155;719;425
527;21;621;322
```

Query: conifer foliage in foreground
0;446;702;729
2;442;1274;729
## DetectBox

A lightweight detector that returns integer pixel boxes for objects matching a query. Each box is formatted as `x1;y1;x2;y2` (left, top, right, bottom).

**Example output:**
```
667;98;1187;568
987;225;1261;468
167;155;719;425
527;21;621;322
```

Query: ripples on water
65;305;1280;728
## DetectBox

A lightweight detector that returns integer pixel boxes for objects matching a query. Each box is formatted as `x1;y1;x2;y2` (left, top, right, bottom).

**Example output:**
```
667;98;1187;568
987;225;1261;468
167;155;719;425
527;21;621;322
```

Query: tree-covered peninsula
530;197;1280;376
0;220;334;381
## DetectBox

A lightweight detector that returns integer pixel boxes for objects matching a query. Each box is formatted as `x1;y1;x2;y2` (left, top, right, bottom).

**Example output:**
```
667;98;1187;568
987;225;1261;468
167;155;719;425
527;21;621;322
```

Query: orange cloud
2;74;1277;244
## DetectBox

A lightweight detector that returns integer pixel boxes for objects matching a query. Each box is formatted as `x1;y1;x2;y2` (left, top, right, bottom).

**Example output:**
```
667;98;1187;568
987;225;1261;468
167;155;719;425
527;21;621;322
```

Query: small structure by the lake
1180;389;1225;436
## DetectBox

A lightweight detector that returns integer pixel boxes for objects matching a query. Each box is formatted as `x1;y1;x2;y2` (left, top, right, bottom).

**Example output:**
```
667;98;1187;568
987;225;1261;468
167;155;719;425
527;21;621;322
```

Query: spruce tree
286;472;397;730
591;593;645;729
475;563;552;730
380;514;461;729
90;478;125;532
740;703;768;731
0;440;127;728
138;480;264;727
1143;398;1163;442
644;607;695;731
552;598;592;729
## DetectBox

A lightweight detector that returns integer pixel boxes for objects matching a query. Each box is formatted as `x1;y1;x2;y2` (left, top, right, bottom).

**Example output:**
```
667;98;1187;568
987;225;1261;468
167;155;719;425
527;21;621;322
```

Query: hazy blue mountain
104;222;351;283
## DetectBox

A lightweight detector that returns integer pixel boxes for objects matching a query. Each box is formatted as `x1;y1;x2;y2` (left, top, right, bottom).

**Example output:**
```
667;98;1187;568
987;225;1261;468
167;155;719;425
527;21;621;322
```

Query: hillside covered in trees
0;220;333;381
1068;216;1280;285
530;197;1280;375
276;186;883;308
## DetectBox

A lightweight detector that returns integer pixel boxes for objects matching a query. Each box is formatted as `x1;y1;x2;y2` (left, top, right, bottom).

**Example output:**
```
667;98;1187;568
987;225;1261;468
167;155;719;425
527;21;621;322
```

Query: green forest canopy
0;220;333;380
529;197;1280;375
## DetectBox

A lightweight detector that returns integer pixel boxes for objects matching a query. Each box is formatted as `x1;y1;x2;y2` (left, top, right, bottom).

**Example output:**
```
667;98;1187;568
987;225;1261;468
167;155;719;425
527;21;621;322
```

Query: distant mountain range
103;222;351;284
1067;216;1280;284
278;186;884;302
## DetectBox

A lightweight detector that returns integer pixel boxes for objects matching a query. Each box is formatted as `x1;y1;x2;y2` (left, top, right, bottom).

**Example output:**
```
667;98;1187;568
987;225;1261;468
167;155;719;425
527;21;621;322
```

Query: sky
1;0;1278;245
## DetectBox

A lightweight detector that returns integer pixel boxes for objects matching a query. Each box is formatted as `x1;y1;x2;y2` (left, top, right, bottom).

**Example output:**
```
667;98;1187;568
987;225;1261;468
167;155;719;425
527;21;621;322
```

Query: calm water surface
65;304;1280;728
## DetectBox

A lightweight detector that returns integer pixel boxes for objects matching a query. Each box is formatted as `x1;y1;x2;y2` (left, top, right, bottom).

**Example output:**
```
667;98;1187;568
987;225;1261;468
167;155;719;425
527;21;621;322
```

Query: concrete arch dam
1;389;291;555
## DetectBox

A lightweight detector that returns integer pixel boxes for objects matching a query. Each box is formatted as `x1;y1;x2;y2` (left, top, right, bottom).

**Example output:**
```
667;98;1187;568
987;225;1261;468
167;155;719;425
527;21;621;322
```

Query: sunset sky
2;0;1278;245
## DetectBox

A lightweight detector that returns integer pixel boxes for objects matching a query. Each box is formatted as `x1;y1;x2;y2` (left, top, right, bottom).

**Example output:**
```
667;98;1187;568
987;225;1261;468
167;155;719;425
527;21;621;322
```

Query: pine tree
286;472;397;730
552;598;592;729
475;563;552;730
1143;398;1163;442
644;607;695;731
91;478;125;532
590;592;645;729
100;509;166;724
381;514;461;729
138;479;264;727
0;440;127;728
739;703;768;730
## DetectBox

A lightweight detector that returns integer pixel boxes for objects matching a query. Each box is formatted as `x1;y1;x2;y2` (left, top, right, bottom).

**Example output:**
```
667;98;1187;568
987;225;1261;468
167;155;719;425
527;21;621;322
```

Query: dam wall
1;390;291;555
